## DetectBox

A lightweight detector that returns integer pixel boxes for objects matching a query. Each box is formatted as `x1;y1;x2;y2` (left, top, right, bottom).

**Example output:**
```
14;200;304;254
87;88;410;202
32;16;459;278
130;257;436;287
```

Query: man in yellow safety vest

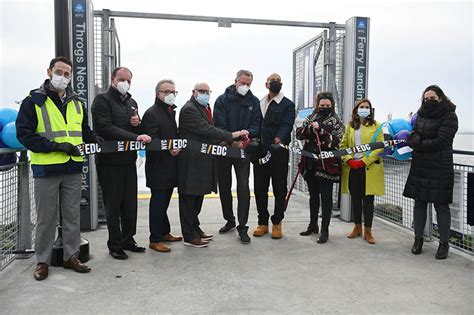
16;56;102;281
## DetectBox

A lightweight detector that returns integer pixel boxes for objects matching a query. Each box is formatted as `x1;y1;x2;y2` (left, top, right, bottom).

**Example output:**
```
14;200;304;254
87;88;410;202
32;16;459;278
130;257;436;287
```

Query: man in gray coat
178;82;247;247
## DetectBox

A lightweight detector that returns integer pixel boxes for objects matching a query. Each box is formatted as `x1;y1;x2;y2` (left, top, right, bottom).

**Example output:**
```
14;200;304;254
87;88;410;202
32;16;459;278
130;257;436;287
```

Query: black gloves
95;136;104;145
53;142;81;156
407;131;421;148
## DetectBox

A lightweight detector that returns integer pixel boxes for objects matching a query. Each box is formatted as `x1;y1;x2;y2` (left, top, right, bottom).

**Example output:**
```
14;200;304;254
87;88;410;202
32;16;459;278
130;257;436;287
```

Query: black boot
317;227;328;244
435;242;449;260
300;224;319;236
411;237;423;255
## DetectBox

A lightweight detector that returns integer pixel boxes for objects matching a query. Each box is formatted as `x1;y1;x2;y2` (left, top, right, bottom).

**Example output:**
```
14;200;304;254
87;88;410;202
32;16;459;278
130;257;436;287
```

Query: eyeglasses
159;90;178;96
195;89;212;95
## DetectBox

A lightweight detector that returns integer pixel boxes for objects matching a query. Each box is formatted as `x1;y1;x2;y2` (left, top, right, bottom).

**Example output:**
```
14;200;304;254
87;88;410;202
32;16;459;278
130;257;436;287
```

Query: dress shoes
149;242;171;252
198;231;213;241
63;256;91;273
219;221;236;234
162;234;183;242
33;263;49;281
183;238;209;248
109;249;128;260
123;243;146;252
300;225;319;236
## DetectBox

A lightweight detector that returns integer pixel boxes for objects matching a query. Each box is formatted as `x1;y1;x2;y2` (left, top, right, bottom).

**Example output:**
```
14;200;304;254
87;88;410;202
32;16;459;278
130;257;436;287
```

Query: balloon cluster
382;117;415;160
0;108;23;167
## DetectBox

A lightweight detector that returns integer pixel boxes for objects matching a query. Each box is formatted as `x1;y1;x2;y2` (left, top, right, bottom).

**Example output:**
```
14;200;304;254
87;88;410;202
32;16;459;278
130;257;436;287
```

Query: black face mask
269;81;282;93
422;99;439;111
318;107;332;116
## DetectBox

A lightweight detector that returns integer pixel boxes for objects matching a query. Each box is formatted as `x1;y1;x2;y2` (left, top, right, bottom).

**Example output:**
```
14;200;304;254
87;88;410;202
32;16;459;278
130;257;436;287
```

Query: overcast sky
1;0;472;131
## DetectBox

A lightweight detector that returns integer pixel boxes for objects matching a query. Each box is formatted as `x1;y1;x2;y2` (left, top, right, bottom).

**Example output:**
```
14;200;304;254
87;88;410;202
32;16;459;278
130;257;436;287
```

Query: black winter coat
178;97;233;195
91;87;141;165
141;98;178;190
403;103;458;204
213;85;262;138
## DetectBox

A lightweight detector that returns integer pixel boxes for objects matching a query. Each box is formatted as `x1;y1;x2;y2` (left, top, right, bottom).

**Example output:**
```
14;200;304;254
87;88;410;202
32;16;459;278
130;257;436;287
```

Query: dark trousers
414;200;451;243
97;164;138;251
216;157;250;229
254;150;289;225
306;175;334;230
149;188;173;243
178;194;204;242
349;168;374;227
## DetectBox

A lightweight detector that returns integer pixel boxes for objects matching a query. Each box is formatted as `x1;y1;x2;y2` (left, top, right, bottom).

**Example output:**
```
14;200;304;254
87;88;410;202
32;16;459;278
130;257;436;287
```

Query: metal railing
374;154;473;255
0;149;35;271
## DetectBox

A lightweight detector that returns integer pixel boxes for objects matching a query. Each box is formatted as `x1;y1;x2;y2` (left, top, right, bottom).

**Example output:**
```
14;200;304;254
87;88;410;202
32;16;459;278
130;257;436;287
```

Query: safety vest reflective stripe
30;97;84;165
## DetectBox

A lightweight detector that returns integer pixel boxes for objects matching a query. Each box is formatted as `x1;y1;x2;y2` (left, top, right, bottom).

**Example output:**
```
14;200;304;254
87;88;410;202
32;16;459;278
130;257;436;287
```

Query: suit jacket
178;97;233;195
141;98;178;190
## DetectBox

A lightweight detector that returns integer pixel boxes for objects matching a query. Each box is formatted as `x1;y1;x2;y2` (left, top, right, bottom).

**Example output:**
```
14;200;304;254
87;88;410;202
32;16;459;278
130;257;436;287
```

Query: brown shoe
364;227;375;244
272;223;283;239
63;256;91;273
183;238;209;248
149;242;171;252
163;234;183;242
198;231;213;241
347;224;363;238
253;225;269;237
33;263;49;281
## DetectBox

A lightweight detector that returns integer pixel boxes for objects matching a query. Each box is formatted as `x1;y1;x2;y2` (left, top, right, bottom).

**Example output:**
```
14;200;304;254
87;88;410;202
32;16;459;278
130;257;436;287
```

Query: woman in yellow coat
340;99;385;244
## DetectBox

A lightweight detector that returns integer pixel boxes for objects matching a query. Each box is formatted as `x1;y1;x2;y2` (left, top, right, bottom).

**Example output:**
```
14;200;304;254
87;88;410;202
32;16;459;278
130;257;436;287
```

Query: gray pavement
0;194;473;314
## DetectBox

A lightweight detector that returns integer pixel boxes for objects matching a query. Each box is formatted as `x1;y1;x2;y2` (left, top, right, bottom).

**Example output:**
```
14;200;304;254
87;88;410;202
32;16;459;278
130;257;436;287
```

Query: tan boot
271;223;282;239
364;227;375;244
253;225;269;237
347;224;362;238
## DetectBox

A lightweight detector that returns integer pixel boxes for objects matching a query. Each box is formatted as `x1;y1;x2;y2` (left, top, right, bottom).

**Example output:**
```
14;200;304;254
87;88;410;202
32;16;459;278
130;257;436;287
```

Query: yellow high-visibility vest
30;97;84;165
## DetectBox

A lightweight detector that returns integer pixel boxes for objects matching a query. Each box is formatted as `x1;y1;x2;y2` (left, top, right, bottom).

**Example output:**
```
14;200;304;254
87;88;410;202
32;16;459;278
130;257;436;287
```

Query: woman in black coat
296;92;345;244
403;85;458;259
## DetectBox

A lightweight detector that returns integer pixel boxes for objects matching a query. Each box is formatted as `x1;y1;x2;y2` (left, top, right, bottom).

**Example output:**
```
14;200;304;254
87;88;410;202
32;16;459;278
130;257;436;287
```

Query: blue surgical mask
357;108;370;118
196;93;210;106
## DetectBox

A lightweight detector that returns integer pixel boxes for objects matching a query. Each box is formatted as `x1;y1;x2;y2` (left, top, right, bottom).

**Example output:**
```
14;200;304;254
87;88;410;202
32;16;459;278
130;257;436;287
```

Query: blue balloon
1;122;24;149
387;118;412;137
0;108;18;127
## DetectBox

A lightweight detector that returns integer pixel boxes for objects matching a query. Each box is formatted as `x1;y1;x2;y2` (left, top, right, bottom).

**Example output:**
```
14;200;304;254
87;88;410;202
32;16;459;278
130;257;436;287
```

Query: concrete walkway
0;194;472;314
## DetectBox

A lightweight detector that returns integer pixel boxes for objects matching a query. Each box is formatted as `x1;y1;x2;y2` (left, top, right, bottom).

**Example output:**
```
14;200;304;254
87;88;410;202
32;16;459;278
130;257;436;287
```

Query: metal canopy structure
58;0;369;228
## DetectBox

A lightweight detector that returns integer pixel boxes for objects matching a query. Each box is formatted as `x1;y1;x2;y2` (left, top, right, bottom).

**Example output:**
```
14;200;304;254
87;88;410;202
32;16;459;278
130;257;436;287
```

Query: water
453;134;474;165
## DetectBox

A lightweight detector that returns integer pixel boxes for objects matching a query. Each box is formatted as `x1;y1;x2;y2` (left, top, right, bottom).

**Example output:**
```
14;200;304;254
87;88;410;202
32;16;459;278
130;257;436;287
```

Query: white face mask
357;108;371;118
237;84;250;96
50;74;70;91
163;93;175;105
116;81;130;95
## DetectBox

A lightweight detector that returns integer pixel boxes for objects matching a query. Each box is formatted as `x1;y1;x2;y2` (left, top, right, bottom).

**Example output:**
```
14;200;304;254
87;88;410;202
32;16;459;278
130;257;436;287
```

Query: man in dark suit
178;82;247;247
91;67;151;260
141;79;183;253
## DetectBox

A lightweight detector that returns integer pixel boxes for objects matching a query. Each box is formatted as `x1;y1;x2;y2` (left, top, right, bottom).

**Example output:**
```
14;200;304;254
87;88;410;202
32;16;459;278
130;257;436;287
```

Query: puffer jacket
403;102;458;204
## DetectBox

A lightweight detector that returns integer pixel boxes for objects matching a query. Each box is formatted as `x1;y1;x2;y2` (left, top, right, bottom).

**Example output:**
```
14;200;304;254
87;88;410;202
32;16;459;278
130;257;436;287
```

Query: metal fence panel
0;163;20;270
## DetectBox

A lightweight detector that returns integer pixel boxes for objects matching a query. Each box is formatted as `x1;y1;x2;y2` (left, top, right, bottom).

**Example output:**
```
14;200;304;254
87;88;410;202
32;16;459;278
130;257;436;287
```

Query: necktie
206;106;213;124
